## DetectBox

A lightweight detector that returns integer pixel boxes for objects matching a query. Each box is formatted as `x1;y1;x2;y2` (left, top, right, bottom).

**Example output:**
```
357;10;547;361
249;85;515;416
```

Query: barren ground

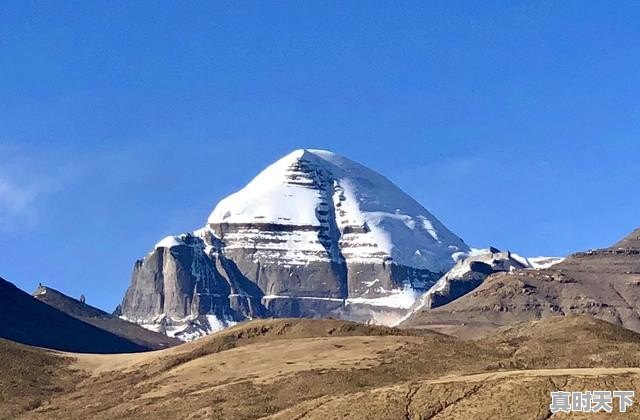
3;316;640;419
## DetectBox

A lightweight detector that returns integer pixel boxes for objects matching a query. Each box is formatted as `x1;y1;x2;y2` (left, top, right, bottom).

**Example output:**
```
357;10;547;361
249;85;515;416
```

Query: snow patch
346;286;419;309
527;256;565;269
121;312;237;342
155;235;185;249
262;286;419;310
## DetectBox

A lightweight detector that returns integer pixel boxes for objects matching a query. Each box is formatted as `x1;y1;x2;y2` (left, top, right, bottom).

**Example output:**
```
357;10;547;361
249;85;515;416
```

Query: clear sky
2;1;640;311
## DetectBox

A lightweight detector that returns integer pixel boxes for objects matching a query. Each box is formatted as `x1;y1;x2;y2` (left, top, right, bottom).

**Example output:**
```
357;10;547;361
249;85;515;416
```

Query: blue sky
1;1;640;311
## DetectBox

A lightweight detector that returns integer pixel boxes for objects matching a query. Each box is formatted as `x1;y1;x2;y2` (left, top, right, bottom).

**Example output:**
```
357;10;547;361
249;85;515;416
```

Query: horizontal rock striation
119;149;469;339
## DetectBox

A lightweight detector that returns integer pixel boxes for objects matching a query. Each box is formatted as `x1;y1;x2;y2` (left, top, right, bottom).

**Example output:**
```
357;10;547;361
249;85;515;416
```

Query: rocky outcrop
419;248;530;309
118;149;470;339
401;228;640;338
119;233;268;340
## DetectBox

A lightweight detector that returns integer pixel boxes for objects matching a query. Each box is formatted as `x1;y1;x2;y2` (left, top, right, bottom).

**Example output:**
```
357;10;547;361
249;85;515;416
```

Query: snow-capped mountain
208;149;468;271
118;149;470;340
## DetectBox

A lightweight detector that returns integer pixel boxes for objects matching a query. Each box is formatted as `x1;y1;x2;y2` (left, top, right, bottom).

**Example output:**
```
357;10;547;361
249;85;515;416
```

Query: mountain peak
120;150;470;339
207;149;468;270
287;148;336;159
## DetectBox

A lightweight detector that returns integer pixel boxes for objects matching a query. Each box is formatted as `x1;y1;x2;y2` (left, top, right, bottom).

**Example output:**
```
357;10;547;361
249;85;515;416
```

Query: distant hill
33;285;180;350
0;276;148;353
401;227;640;337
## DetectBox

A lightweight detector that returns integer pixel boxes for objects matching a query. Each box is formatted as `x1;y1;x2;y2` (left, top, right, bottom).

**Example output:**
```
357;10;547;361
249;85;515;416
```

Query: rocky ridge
402;228;640;338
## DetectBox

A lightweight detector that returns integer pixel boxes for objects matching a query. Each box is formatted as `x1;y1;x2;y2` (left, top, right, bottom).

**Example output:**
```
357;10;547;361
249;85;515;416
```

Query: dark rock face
122;237;230;321
118;230;437;338
412;249;530;311
211;232;348;299
427;262;490;309
119;234;268;340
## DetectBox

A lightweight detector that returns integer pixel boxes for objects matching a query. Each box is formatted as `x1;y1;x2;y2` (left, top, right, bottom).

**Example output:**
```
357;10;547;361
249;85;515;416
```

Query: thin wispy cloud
0;140;155;232
0;177;37;213
0;174;50;230
0;145;60;231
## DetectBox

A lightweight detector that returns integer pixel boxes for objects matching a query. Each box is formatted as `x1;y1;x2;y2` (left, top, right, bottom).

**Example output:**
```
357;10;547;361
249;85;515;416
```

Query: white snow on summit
207;149;469;272
154;235;185;249
210;150;321;226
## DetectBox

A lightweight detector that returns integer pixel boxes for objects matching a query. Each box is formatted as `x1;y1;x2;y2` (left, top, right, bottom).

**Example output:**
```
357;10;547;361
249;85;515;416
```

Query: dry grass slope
0;340;76;419
3;316;640;419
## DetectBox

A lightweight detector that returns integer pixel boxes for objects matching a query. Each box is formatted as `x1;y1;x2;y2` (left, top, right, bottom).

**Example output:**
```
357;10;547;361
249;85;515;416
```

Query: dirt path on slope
267;368;640;420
